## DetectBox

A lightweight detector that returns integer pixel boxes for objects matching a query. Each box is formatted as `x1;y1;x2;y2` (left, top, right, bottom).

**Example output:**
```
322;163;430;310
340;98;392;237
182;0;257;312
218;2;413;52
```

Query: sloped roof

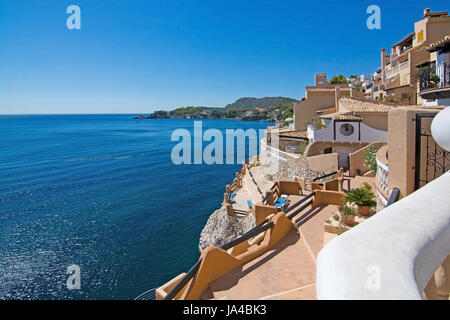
316;107;337;114
319;97;398;121
426;35;450;52
339;97;397;113
391;32;415;48
319;112;362;121
279;131;309;139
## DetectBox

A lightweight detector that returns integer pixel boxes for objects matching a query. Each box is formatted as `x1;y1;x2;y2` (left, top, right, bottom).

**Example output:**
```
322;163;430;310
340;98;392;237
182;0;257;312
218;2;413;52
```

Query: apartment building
417;35;450;106
293;73;357;132
375;8;450;105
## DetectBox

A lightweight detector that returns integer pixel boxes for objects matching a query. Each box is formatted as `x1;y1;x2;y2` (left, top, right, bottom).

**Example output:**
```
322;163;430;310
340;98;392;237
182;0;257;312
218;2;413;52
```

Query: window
340;123;354;136
417;30;424;43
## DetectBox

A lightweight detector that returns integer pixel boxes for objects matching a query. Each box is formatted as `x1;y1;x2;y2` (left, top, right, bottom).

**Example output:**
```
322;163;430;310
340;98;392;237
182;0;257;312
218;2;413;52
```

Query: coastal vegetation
329;74;348;84
134;97;297;123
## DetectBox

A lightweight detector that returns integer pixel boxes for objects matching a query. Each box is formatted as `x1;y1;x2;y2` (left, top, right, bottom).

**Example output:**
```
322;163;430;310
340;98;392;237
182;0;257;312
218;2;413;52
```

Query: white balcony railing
316;172;450;299
376;159;388;195
385;61;409;80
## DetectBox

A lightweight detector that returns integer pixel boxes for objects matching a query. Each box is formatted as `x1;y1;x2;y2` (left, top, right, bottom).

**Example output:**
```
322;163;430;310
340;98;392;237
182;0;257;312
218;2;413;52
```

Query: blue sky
0;0;448;114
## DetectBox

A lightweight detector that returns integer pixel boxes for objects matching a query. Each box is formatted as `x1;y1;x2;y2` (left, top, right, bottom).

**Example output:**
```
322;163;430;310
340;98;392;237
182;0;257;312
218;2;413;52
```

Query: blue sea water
0;115;272;299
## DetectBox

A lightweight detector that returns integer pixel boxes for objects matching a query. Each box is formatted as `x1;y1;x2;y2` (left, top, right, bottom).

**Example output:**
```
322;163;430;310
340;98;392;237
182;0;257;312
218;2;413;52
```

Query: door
338;153;350;170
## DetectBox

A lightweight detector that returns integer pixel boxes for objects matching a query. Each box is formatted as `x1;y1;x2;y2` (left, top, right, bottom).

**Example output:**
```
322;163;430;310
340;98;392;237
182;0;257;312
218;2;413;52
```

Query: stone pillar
335;87;341;110
381;48;386;70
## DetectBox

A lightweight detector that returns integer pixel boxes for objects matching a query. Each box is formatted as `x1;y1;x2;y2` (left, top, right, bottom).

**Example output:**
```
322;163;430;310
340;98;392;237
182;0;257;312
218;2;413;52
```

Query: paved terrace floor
203;167;375;300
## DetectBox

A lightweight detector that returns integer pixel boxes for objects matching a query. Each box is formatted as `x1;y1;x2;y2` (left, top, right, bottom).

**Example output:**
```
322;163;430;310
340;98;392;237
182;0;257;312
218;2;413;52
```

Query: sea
0;114;273;299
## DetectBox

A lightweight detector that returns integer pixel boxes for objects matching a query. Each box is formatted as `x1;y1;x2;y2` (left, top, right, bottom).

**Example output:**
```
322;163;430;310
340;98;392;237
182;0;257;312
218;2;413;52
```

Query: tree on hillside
329;74;348;84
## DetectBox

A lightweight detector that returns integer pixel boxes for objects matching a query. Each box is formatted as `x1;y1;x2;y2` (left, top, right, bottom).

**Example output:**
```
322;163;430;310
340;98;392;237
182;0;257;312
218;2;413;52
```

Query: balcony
375;145;389;194
385;60;409;81
419;63;450;99
316;172;450;299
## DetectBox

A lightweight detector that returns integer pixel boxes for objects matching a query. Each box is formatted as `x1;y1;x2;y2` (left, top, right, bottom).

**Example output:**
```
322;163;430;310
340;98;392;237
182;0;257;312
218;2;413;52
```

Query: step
208;228;316;300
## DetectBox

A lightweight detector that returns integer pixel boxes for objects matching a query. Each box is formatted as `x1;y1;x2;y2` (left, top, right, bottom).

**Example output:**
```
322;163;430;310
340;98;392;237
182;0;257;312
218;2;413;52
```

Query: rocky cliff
199;205;255;250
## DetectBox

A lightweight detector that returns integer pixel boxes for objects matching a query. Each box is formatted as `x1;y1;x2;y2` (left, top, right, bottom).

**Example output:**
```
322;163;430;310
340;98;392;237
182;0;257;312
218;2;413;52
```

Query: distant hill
225;97;298;110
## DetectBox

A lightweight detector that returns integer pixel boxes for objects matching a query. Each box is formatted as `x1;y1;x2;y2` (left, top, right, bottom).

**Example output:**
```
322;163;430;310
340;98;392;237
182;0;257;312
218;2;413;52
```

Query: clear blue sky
0;0;447;114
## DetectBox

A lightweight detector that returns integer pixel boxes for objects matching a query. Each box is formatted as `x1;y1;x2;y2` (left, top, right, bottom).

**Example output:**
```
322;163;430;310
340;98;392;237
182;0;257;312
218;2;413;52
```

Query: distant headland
133;97;298;123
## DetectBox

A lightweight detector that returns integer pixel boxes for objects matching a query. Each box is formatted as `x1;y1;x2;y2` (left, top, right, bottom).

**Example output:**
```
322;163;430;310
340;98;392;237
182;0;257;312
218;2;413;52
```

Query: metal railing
141;186;317;300
221;220;274;251
162;259;203;300
286;199;314;220
135;287;157;300
262;182;278;204
312;171;337;182
283;191;315;214
248;167;264;197
158;218;274;300
419;63;450;91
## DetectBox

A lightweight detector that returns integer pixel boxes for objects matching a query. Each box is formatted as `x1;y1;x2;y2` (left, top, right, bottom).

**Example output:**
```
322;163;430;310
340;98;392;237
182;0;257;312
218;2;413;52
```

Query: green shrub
343;182;377;208
363;145;379;172
297;140;309;155
338;205;356;215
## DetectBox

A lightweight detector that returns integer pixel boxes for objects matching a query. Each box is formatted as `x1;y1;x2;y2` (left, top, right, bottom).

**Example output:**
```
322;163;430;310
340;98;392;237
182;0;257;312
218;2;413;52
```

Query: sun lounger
228;191;236;203
274;195;288;209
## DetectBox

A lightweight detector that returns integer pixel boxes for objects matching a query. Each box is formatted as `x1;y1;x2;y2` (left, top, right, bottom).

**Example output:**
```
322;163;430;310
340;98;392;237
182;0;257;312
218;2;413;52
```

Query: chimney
315;73;328;86
381;48;386;68
335;87;341;110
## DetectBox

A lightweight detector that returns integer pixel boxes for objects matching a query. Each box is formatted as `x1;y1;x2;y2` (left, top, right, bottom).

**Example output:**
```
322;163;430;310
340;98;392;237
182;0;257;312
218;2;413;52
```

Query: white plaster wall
307;123;334;143
309;121;387;144
316;172;450;299
360;123;388;143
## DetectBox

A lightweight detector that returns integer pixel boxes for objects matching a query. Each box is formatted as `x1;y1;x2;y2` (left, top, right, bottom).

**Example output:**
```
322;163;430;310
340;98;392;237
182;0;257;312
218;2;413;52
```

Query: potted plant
338;204;356;226
343;182;377;216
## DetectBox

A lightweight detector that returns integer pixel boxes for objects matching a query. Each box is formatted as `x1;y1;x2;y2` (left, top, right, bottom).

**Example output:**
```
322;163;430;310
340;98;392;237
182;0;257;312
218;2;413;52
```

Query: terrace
419;62;450;99
143;163;396;300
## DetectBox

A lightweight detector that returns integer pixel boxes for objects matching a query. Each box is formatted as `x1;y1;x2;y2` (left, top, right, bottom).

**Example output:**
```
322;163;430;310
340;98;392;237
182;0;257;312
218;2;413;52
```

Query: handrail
262;192;270;204
386;187;400;207
262;183;278;204
283;191;315;213
286;199;314;220
162;258;203;300
135;287;157;300
155;185;318;300
312;171;337;182
158;218;274;300
221;221;274;251
248;168;264;196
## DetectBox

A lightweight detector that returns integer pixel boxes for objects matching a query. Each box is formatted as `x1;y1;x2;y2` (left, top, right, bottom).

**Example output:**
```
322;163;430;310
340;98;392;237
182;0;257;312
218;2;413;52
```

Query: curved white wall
316;172;450;299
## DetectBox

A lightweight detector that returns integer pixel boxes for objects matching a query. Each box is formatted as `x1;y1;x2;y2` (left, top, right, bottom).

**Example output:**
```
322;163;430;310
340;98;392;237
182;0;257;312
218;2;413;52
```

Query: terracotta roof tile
339;97;397;113
319;112;362;121
426;35;450;52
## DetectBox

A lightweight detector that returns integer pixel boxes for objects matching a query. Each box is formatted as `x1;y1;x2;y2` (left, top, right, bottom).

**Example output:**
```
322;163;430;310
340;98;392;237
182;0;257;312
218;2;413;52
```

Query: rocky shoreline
198;157;336;251
199;205;255;250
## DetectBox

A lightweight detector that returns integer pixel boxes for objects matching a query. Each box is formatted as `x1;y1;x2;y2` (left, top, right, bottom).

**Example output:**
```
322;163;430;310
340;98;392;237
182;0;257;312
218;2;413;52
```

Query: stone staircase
204;202;338;300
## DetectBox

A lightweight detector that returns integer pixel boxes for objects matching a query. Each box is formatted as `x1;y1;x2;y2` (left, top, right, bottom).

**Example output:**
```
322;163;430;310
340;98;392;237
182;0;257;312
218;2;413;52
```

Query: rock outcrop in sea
199;205;255;250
